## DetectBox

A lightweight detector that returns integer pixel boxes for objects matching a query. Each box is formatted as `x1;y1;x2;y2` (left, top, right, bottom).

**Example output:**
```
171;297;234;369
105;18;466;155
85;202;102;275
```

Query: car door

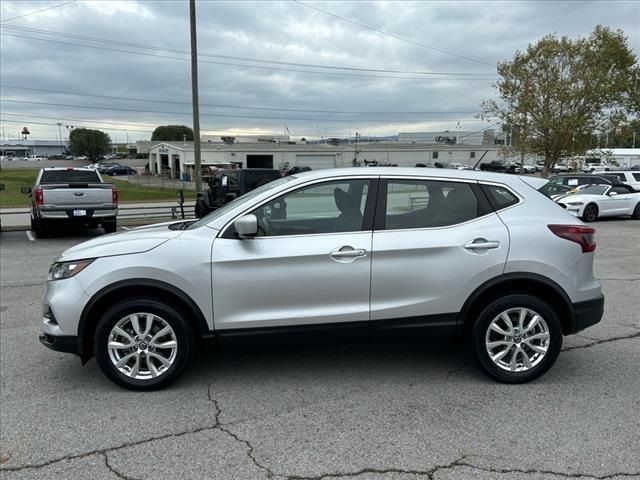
607;185;637;215
599;185;630;215
211;177;376;338
370;177;510;338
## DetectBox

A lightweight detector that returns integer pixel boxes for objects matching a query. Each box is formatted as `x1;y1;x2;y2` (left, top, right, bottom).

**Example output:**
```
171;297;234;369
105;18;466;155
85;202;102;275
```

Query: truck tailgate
42;184;114;207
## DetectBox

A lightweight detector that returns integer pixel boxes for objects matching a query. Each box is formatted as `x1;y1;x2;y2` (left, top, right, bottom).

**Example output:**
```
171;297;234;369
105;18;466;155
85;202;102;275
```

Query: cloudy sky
1;0;639;143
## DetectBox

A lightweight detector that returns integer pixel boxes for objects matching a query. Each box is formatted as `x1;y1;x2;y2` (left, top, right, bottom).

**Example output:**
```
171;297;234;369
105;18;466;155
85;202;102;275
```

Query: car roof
291;167;526;184
41;167;98;171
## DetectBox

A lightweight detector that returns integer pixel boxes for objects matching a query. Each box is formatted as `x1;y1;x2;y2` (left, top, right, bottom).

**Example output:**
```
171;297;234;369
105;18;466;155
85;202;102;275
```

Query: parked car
478;161;517;173
602;170;640;190
105;165;137;176
535;162;545;172
556;183;640;221
195;168;282;218
551;163;569;173
448;163;470;170
520;164;536;174
546;174;620;188
97;162;121;173
40;168;605;390
22;167;118;237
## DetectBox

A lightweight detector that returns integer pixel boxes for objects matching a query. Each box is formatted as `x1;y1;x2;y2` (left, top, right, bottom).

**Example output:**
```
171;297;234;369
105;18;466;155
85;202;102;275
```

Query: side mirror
609;191;618;196
21;186;32;194
234;214;258;238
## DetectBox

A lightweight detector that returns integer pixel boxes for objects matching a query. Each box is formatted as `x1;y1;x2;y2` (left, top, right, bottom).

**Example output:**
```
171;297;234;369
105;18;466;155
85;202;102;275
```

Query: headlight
567;202;584;206
48;259;95;281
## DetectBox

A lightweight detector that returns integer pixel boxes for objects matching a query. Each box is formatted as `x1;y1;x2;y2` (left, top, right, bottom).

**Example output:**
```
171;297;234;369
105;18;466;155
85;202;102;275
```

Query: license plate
73;209;87;216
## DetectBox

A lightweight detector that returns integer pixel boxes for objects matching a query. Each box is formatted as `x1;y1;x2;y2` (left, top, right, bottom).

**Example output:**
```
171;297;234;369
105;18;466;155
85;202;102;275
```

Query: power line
0;24;497;78
0;99;485;124
0;116;366;138
1;85;483;115
1;0;77;23
0;118;154;134
292;0;495;67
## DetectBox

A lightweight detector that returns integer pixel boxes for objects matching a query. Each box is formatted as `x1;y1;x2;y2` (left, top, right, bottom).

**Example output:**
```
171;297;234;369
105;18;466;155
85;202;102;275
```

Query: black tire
31;217;47;238
94;298;195;390
582;203;598;222
632;203;640;220
195;199;208;218
103;220;117;234
471;294;563;384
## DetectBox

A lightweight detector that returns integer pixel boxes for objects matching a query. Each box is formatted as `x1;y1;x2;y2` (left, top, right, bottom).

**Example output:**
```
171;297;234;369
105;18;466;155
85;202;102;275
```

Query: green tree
68;128;111;161
481;26;638;175
151;125;194;142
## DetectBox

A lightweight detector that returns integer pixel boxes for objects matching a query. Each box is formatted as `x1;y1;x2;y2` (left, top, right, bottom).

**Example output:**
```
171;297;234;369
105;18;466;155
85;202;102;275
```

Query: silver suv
40;168;604;390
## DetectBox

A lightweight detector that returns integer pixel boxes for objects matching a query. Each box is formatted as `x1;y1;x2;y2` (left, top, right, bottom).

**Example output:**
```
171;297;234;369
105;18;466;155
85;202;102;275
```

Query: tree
481;26;638;175
68;128;111;161
151;125;194;142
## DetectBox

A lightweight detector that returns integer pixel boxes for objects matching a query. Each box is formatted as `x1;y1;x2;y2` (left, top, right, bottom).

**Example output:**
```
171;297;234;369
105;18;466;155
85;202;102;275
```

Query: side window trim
479;183;522;211
221;177;379;239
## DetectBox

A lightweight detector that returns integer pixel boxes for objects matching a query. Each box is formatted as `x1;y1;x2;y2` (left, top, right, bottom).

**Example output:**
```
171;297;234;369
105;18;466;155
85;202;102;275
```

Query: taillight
548;225;596;253
34;187;44;206
112;187;118;205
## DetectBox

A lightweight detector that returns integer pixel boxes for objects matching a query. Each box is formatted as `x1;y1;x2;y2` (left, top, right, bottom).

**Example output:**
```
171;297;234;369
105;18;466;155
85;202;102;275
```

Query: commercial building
585;148;640;168
147;141;505;181
0;140;68;158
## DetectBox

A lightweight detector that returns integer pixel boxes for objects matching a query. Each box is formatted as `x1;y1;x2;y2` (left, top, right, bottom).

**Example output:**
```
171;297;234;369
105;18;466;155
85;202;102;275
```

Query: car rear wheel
632;203;640;220
31;217;47;238
582;203;598;222
471;294;562;383
95;298;195;390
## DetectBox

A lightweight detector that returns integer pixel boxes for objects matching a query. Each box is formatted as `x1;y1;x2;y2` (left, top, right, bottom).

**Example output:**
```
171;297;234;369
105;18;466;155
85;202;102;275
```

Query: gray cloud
1;0;638;142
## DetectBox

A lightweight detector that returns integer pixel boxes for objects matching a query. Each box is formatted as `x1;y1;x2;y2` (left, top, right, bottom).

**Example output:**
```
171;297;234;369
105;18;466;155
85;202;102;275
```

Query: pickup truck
22;167;118;237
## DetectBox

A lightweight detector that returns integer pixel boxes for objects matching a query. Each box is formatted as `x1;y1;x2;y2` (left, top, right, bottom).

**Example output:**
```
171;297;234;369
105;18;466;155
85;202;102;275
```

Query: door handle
330;246;366;258
464;239;500;250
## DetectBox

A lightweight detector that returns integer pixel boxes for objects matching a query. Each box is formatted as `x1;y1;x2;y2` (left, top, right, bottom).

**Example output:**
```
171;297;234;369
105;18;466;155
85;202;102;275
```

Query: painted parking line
25;230;35;242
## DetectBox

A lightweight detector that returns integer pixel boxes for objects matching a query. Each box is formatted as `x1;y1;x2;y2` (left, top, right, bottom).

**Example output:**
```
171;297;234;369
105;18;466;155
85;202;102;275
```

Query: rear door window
381;179;483;230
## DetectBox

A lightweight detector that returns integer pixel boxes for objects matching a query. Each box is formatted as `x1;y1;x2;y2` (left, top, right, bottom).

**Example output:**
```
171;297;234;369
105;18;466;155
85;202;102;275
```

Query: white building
0;140;68;157
398;130;504;146
148;141;506;181
586;148;640;168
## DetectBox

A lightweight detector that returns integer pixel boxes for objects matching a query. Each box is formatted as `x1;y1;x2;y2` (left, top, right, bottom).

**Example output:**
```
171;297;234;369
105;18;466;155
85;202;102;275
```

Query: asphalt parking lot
0;221;639;480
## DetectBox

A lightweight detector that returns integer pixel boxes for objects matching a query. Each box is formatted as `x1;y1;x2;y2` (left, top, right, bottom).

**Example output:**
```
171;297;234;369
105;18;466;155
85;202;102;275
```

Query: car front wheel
95;298;195;390
582;204;598;222
472;294;562;383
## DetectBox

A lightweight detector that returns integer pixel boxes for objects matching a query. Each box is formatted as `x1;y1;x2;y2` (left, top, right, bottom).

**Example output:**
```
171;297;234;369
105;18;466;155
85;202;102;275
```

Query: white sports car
556;184;640;222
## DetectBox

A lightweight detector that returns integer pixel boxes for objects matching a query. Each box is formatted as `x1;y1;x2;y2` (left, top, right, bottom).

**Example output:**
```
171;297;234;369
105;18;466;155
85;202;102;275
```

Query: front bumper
571;294;605;333
39;333;80;354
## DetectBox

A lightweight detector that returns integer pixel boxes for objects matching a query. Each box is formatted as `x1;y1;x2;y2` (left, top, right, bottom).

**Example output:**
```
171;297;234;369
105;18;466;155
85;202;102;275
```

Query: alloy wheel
107;312;178;380
485;308;550;372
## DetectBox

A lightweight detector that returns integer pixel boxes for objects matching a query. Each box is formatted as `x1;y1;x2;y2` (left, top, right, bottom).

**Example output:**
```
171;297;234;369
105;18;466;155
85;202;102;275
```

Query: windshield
187;175;295;229
578;185;609;196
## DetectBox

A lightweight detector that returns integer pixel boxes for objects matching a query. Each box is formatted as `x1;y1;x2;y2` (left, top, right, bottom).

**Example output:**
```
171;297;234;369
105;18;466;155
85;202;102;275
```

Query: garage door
295;155;336;170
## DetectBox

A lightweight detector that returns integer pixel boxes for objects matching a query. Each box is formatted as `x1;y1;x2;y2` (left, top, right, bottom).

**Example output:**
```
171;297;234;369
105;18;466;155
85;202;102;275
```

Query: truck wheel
31;217;47;238
103;220;117;234
195;199;208;218
94;298;195;390
472;294;562;383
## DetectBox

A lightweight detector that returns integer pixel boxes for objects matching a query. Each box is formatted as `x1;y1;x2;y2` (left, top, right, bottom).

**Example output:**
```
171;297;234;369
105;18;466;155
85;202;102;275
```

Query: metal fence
0;203;196;222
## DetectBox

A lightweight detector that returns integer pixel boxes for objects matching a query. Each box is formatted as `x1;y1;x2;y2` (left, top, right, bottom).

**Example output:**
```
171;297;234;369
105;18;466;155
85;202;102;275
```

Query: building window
470;152;476;159
432;151;439;159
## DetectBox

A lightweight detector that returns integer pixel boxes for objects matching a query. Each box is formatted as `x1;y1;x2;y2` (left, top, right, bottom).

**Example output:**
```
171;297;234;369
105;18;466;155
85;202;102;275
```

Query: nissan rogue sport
40;168;604;390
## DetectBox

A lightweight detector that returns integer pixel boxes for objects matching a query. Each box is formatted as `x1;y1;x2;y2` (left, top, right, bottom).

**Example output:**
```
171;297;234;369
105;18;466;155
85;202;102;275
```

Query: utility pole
56;122;63;152
189;0;202;192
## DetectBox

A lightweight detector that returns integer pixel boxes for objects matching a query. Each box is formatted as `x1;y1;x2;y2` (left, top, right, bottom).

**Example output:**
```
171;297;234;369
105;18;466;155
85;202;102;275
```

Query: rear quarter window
481;184;520;210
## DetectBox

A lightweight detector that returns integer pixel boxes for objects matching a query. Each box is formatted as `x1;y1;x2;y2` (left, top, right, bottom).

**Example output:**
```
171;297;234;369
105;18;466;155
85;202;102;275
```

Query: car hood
556;194;598;204
57;222;185;262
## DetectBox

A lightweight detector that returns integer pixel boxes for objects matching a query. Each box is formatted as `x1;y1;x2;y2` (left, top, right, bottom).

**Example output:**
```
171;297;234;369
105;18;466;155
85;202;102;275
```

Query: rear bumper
38;208;117;220
571;294;604;333
39;333;80;355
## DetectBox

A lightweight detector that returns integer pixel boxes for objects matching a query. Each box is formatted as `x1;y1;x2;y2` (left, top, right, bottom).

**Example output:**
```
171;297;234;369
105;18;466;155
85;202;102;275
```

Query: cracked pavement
1;220;639;480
